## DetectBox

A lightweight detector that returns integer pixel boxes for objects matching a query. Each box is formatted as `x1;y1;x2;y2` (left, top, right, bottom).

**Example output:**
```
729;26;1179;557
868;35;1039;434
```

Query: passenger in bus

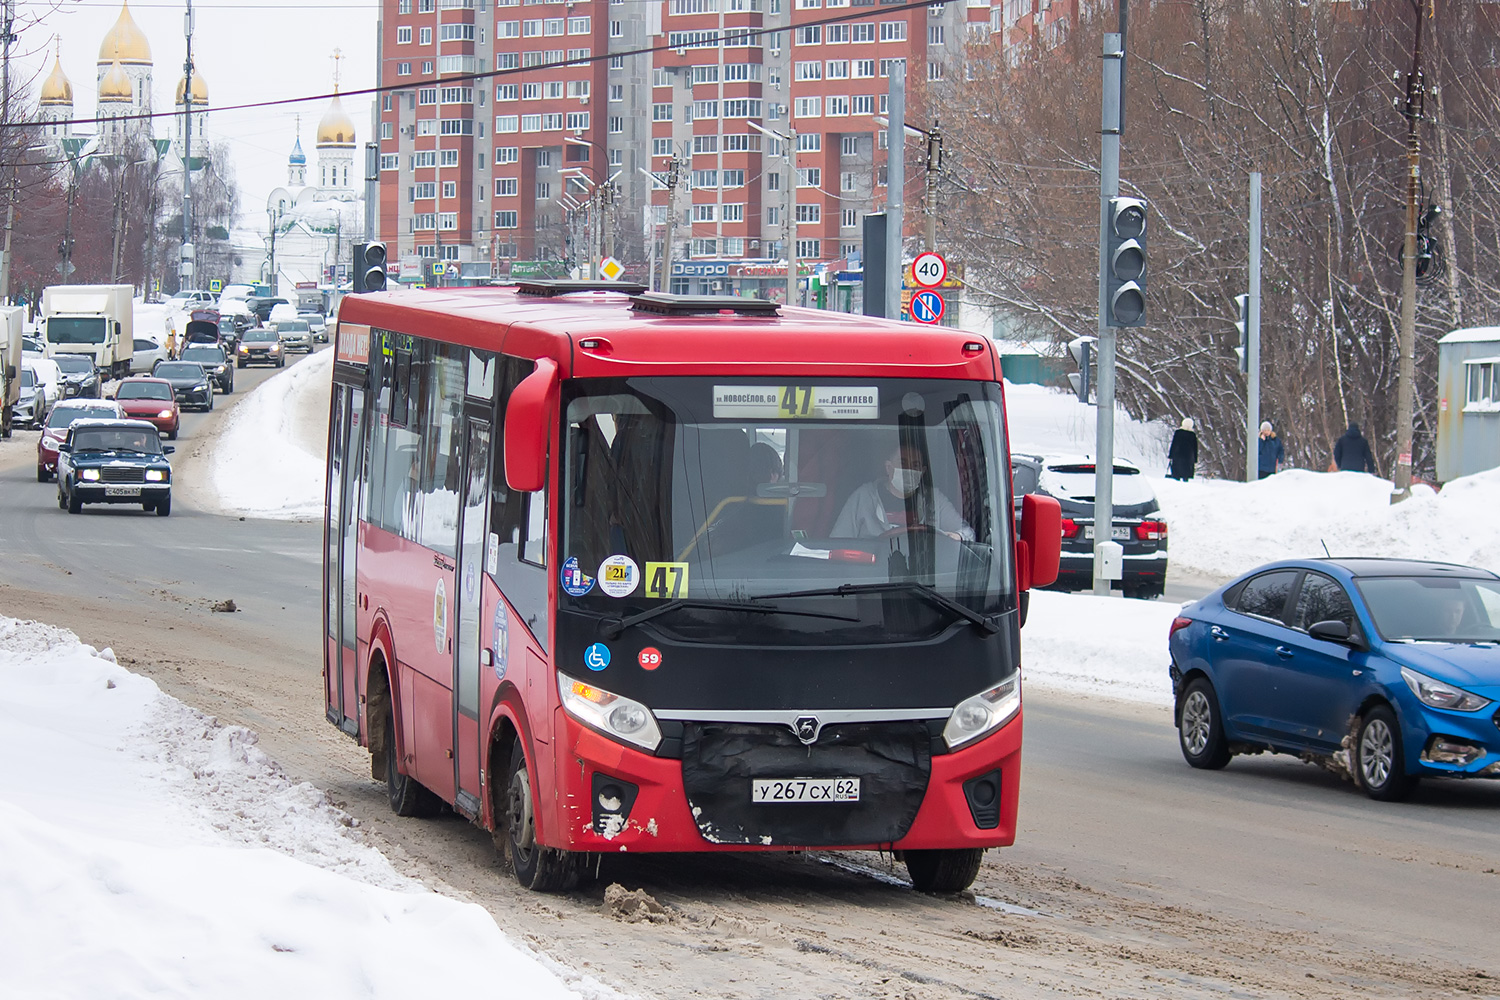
704;442;787;554
830;445;974;541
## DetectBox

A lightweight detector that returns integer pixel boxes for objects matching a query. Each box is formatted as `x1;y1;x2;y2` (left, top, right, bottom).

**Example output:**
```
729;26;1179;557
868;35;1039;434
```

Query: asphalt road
0;360;1496;998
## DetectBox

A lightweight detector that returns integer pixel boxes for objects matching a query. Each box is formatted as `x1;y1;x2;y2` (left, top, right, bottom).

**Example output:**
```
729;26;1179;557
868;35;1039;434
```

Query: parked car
268;302;299;326
272;318;313;354
169;289;216;307
11;363;47;428
22;334;45;357
302;312;328;343
36;398;124;481
245;296;290;326
1169;557;1500;801
56;418;174;516
50;353;102;399
111;376;180;438
130;337;170;374
26;356;62;413
177;344;234;393
1011;453;1167;599
151;360;215;411
236;327;284;368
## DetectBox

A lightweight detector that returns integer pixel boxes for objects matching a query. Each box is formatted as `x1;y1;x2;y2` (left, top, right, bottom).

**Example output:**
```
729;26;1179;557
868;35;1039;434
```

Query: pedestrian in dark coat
1257;421;1285;479
1333;423;1374;474
1167;417;1198;481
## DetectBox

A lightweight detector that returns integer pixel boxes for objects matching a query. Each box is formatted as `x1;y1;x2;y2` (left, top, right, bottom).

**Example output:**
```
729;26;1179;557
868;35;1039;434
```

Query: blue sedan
1168;558;1500;800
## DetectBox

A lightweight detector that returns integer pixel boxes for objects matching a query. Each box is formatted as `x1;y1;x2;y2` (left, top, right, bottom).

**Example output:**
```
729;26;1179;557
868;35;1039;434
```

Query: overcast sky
14;0;379;238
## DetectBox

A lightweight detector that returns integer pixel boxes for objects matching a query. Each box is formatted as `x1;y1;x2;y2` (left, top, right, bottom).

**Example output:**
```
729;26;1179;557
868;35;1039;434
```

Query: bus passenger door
451;418;491;817
339;389;365;730
324;384;364;735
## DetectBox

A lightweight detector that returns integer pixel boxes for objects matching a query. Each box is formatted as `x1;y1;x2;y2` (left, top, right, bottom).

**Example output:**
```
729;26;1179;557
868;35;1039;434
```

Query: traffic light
1104;197;1147;327
1067;335;1096;403
351;241;388;293
1233;294;1249;374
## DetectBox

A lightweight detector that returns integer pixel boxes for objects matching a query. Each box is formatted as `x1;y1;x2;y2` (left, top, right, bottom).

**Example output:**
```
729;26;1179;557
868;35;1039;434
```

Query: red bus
323;282;1060;893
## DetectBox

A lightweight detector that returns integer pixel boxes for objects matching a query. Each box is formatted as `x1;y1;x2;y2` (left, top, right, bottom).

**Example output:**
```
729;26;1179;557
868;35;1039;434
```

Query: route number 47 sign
911;252;948;288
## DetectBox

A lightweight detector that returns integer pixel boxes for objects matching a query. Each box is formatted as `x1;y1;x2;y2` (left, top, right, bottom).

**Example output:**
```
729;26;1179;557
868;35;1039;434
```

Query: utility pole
785;123;797;307
180;0;196;292
1393;0;1431;502
1245;172;1262;483
363;142;378;247
885;62;905;322
924;121;941;250
0;0;17;303
1092;28;1123;597
661;155;680;292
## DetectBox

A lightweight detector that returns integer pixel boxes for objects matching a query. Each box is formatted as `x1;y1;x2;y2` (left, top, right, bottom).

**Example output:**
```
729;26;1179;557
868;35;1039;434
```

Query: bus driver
831;444;974;541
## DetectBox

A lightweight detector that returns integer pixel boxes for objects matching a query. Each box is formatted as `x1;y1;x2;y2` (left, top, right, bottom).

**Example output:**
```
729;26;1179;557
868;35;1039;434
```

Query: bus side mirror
504;357;559;494
1016;493;1061;591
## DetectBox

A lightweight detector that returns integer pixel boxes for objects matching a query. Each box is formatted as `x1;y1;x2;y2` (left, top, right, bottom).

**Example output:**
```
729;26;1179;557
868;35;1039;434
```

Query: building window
380;153;399;170
796;167;821;187
440;149;460;166
419;88;438;105
853;59;875;78
496;178;518;195
499;19;519;36
826;24;849;42
1466;359;1500;410
495;211;519;228
652;138;673;156
795;61;822;81
380;122;394;139
397;25;413;43
691;238;718;256
496;146;519;163
398;61;412;75
794;96;821;118
652;103;673;121
766;205;781;225
929;24;944;44
851;23;874;42
536;149;552;166
826;96;849;116
522;114;542;131
413;213;437;230
852;94;873;115
440;23;475;40
414;150;438;167
826;59;849;79
419;26;433;44
566;111;590;129
609;115;624;133
568;15;590;32
523;18;542;34
443;181;457;198
841;135;859;156
721;169;745;187
497;84;517;101
879;21;905;41
841;208;858;228
422;61;434;74
496;52;519;69
928;61;945;80
690;169;718;188
693;204;716;222
795;203;821;223
796;238;821;259
721;203;744;222
796;24;821;44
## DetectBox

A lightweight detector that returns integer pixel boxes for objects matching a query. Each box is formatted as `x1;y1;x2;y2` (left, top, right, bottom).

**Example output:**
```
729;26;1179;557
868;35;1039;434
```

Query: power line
12;0;949;130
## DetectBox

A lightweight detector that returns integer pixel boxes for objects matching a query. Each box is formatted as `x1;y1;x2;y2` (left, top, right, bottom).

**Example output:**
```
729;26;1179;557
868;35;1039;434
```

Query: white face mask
889;467;923;497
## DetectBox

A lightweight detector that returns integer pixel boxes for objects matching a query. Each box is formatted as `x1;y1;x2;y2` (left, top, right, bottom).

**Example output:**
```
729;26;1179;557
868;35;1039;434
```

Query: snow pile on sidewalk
1156;468;1500;580
1003;381;1173;476
1021;591;1178;706
0;616;617;1000
212;349;333;519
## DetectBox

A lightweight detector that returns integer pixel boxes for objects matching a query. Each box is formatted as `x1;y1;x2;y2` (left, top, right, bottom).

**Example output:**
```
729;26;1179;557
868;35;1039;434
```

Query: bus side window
489;356;550;649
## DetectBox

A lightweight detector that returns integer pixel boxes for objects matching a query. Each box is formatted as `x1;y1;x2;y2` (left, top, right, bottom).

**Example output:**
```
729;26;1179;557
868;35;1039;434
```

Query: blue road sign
911;289;945;324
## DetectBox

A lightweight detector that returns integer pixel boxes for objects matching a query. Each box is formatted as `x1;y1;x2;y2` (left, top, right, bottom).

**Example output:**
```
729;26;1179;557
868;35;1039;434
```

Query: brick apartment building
374;0;1075;289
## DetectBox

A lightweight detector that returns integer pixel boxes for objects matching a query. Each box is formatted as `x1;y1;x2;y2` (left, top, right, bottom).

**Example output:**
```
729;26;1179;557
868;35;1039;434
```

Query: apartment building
375;0;997;286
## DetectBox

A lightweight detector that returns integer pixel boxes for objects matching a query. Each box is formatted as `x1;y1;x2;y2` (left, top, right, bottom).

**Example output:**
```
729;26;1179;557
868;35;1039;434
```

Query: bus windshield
559;377;1013;644
47;317;108;344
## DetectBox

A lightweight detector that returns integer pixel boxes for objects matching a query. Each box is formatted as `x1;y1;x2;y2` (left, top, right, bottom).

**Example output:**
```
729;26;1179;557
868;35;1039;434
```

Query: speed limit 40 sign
911;252;948;288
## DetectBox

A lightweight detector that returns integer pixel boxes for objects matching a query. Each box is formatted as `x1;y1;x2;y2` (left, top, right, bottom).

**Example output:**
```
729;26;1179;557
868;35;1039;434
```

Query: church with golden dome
36;0;208;159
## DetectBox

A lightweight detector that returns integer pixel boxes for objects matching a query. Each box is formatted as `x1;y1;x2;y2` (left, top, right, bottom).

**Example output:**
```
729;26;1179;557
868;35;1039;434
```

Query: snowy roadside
1021;590;1179;707
209;348;333;520
0;615;625;1000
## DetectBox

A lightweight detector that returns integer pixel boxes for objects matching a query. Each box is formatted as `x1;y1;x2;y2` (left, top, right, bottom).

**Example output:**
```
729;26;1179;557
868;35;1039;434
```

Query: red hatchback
36;399;125;481
112;377;180;439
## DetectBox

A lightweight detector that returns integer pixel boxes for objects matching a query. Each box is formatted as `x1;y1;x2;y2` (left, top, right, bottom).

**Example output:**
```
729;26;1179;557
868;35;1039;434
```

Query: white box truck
0;305;21;438
41;284;134;379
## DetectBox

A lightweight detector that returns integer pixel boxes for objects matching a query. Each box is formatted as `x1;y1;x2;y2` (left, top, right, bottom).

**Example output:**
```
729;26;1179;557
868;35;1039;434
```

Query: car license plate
1084;525;1131;540
751;778;860;804
104;485;141;497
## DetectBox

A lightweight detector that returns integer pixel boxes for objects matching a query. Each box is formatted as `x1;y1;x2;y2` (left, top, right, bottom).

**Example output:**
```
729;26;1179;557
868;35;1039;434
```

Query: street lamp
748;120;797;307
875;115;942;251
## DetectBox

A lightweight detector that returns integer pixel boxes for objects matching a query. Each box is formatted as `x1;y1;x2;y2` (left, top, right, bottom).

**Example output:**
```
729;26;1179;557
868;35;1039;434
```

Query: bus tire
505;739;582;892
903;848;985;894
384;704;441;817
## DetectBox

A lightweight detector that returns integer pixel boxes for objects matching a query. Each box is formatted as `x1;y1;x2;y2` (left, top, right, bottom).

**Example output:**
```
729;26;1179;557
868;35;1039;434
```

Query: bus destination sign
713;385;879;421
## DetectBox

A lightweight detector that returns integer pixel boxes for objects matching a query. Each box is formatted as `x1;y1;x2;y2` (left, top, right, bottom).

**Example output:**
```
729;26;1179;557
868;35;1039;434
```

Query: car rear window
1233;570;1298;623
1038;464;1157;506
117;382;172;400
155;363;202;378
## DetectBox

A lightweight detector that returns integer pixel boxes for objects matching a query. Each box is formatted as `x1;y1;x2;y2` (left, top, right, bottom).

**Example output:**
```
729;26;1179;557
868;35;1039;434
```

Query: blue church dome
288;137;307;166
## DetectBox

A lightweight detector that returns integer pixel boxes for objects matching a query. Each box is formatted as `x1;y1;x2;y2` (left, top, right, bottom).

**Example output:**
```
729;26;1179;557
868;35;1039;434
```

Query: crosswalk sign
209;278;222;293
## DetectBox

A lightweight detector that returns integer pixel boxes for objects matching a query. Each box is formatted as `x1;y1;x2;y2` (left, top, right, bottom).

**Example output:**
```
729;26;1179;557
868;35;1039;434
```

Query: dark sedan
177;344;235;393
151;361;215;411
1169;557;1500;800
1012;453;1168;599
56;418;174;516
51;353;102;399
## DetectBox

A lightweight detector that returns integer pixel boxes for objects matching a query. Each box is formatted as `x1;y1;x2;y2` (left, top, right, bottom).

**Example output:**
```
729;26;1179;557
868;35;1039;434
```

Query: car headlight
557;672;662;752
943;674;1022;750
238;345;249;353
270;343;282;352
157;409;175;418
195;383;209;392
81;469;100;481
145;469;166;482
1401;666;1493;712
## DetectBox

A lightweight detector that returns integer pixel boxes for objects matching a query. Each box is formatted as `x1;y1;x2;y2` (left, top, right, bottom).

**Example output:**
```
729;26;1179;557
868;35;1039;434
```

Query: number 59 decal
644;561;690;599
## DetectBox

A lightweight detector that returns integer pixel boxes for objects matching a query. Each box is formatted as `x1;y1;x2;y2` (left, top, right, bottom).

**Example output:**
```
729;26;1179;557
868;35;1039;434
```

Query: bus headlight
943;674;1021;751
558;673;662;752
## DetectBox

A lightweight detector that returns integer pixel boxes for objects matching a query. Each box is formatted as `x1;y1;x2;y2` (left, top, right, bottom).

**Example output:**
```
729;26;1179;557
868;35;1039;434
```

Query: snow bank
1003;381;1173;476
0;616;614;1000
1022;591;1178;706
1156;468;1500;581
212;348;333;519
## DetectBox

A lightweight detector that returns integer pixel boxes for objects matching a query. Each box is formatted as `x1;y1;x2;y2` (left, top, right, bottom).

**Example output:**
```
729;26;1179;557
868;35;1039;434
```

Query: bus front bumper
548;709;1022;854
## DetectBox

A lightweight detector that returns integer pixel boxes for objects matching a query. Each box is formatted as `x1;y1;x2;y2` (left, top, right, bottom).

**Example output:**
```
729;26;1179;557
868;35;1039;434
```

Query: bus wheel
384;705;440;817
903;848;985;894
505;740;582;892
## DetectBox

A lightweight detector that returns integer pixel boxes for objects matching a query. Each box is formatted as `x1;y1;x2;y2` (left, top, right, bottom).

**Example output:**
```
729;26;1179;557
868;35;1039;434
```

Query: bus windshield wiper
749;581;1002;635
590;599;859;639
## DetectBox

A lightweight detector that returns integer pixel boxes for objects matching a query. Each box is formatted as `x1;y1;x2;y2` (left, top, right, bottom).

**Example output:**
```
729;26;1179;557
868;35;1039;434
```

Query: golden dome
175;71;208;106
99;58;133;101
316;92;355;146
40;55;72;106
97;1;152;66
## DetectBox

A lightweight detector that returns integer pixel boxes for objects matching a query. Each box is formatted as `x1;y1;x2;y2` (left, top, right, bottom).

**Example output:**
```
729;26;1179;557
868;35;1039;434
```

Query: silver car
273;319;313;354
